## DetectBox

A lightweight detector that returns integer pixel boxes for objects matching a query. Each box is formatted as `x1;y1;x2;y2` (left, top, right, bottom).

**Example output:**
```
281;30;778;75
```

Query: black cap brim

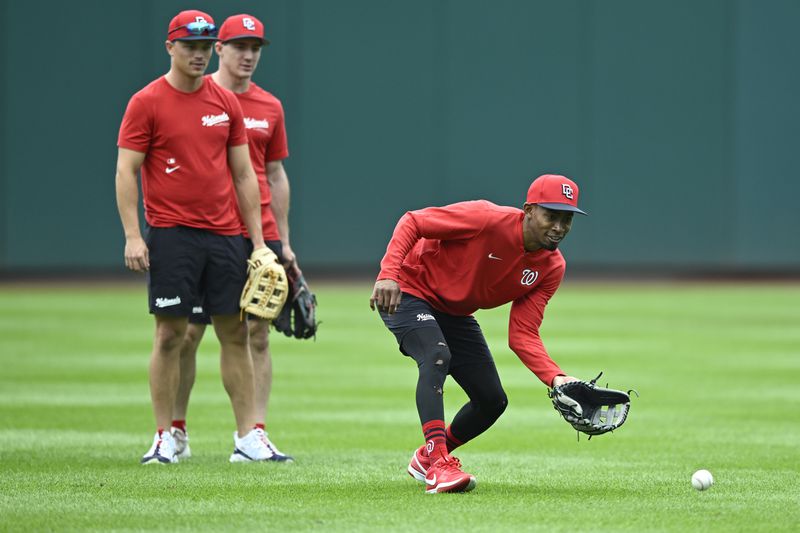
536;203;588;216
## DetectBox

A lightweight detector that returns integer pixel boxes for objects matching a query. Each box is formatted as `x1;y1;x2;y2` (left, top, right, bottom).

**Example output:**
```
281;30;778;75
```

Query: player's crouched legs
448;362;508;446
399;329;476;492
400;328;452;425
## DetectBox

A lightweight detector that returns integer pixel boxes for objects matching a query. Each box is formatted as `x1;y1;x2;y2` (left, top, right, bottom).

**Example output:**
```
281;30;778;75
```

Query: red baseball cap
218;14;270;44
526;174;587;215
167;10;218;41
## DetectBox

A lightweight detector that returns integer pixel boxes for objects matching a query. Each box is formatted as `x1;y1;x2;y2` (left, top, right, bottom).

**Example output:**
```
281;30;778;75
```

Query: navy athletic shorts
379;293;494;369
189;239;284;325
145;225;248;317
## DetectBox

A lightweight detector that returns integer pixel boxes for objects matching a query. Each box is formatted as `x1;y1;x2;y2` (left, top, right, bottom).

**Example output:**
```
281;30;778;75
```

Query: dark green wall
2;0;798;272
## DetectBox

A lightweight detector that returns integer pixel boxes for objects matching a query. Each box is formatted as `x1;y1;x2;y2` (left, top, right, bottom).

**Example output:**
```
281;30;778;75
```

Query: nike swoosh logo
165;166;180;174
425;474;437;486
488;253;502;261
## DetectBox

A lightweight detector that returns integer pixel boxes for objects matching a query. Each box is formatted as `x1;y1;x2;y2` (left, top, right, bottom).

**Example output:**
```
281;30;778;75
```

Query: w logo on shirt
520;269;539;286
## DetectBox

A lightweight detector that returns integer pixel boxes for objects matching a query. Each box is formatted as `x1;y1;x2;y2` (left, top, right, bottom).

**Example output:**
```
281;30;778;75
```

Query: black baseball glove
548;372;633;438
273;267;318;339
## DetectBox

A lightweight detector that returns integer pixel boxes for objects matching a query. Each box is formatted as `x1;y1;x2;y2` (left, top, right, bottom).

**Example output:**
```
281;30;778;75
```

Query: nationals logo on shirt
201;112;230;127
244;117;270;131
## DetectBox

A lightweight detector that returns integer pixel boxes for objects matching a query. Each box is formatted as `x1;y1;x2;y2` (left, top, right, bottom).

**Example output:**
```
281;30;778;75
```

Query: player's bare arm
115;147;149;272
370;279;402;314
267;160;296;268
229;144;266;250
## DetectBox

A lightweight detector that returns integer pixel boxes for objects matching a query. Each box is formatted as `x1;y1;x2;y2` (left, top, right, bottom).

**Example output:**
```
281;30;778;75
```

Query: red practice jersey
211;78;289;241
378;200;567;385
118;77;248;234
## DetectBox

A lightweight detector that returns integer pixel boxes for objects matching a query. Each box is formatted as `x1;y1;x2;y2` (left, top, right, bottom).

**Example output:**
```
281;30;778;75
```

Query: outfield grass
1;280;798;532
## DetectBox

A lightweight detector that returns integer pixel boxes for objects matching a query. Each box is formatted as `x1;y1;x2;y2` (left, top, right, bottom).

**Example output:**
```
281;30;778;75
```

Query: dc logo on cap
562;184;574;200
195;16;208;24
242;17;256;31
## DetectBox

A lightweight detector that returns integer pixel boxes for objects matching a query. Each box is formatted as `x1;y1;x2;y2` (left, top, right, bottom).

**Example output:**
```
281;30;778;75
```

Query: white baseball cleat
141;430;178;465
171;427;192;459
229;429;272;462
255;428;294;463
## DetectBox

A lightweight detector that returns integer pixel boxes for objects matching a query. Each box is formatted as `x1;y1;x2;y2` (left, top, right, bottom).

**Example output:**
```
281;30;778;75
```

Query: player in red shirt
116;10;275;464
370;174;587;493
169;14;297;462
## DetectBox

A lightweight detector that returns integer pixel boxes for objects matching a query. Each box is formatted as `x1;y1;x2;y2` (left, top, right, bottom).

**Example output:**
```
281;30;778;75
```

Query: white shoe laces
163;434;177;457
171;429;187;452
235;429;267;458
255;428;283;456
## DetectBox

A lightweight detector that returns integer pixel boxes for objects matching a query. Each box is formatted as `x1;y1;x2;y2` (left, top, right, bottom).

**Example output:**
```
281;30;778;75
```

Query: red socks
421;423;464;459
422;420;448;460
445;426;463;453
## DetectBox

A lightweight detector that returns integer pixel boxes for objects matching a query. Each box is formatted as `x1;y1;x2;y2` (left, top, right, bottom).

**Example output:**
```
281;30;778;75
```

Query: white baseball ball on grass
691;469;714;491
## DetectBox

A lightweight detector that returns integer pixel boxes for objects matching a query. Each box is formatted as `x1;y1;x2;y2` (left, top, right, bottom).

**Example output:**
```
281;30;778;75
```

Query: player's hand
124;236;149;273
370;279;402;314
551;375;579;388
281;242;297;272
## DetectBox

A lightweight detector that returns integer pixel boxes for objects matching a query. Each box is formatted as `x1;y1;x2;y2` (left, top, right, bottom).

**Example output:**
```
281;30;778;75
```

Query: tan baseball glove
239;247;289;320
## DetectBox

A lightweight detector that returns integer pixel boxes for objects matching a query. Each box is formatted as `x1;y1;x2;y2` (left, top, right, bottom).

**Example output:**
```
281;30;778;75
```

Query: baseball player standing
169;14;297;462
370;174;586;493
115;10;274;464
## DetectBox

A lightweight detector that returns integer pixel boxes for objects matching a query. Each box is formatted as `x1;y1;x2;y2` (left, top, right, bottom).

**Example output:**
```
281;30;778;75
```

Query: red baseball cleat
408;444;431;482
424;454;476;494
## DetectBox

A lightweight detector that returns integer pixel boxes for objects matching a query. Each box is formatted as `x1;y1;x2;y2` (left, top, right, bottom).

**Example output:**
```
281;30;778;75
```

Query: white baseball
691;469;714;491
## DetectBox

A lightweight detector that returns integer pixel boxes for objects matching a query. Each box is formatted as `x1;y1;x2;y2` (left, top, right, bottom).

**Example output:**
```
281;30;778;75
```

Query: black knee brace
401;328;453;422
401;328;452;379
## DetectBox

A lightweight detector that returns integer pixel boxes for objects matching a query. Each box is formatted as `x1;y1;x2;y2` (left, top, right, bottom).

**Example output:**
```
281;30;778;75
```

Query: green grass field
1;280;798;532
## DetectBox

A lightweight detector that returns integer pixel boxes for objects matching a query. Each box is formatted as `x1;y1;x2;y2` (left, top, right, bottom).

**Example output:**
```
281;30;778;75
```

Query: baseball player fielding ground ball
370;174;587;493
